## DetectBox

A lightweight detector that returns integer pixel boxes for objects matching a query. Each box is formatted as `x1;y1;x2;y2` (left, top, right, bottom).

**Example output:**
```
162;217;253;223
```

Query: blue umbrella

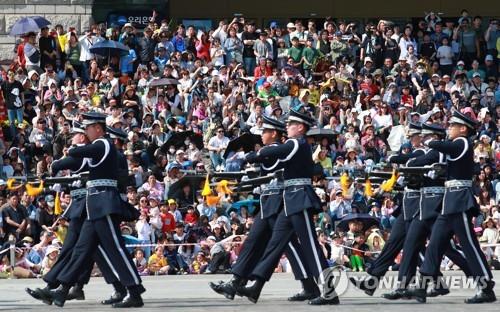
90;39;129;56
89;39;130;63
9;16;51;36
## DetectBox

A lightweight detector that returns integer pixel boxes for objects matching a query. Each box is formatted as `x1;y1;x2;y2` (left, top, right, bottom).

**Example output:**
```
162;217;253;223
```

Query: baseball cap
168;199;177;205
457;60;465;66
485;55;494;62
472;72;481;78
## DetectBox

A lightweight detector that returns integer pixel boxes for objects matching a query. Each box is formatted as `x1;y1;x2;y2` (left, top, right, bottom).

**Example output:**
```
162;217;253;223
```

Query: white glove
397;176;405;186
427;170;437;180
51;183;62;192
71;180;82;188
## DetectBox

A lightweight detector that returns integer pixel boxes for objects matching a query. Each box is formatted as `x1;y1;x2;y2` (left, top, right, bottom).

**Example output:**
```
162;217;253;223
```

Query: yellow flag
216;180;234;195
340;172;350;196
381;170;398;193
364;178;374;197
54;192;62;215
201;174;212;197
25;181;44;196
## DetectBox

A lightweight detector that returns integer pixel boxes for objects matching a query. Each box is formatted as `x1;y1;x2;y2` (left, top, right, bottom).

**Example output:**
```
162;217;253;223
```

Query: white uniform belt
87;179;118;188
284;178;312;187
70;188;87;197
404;187;421;193
444;180;472;188
422;187;445;194
261;183;284;191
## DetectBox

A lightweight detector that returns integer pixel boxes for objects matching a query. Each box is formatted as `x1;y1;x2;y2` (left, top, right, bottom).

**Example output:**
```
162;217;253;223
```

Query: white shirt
436;45;453;65
208;135;229;150
79;35;103;62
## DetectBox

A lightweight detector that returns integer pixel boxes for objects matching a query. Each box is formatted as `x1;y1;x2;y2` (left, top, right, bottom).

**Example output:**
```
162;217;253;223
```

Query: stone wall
0;0;94;63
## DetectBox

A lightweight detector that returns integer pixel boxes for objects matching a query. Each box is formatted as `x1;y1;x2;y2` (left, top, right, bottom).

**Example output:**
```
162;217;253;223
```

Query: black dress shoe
25;287;53;305
101;291;127;305
349;276;378;296
308;295;340;305
406;288;426;303
381;288;411;300
209;281;237;300
238;280;264;304
49;285;70;307
427;287;450;297
209;282;224;294
112;295;144;308
288;290;318;301
464;290;496;304
66;286;85;301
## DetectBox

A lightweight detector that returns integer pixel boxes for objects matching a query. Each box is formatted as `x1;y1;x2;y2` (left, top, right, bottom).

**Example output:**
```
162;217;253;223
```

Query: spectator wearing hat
329;188;352;223
167;199;183;223
484;54;498;78
40;244;59;276
470;72;489;95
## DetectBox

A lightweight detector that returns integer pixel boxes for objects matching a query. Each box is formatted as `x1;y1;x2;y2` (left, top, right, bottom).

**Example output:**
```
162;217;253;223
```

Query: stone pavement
0;272;499;311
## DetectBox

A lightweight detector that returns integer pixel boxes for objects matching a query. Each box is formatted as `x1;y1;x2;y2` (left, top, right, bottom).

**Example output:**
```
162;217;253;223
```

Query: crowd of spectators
1;9;500;278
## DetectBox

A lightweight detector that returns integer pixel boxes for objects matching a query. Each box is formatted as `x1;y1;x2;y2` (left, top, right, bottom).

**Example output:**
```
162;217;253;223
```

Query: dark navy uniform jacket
51;153;89;220
388;147;426;221
406;144;446;220
428;137;478;215
256;142;285;219
248;136;321;216
68;138;123;220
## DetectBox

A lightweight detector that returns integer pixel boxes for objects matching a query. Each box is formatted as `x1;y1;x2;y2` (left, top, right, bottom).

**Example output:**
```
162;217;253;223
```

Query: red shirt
17;42;26;68
184;212;198;225
196;41;211;62
253;65;272;82
161;212;176;234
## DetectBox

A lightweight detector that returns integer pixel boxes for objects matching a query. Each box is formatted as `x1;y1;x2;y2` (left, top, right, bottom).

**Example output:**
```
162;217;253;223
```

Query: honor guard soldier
382;123;472;300
210;116;318;301
239;109;339;306
26;121;128;306
410;110;496;303
47;112;145;308
351;122;425;296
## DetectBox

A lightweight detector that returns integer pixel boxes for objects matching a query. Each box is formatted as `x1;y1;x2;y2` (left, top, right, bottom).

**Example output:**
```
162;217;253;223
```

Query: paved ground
1;272;499;311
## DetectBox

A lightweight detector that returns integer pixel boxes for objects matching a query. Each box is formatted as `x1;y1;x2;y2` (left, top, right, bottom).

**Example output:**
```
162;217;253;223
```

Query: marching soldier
25;121;128;306
382;123;472;300
210;116;319;301
350;122;425;295
47;112;145;308
409;110;496;304
238;109;339;305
